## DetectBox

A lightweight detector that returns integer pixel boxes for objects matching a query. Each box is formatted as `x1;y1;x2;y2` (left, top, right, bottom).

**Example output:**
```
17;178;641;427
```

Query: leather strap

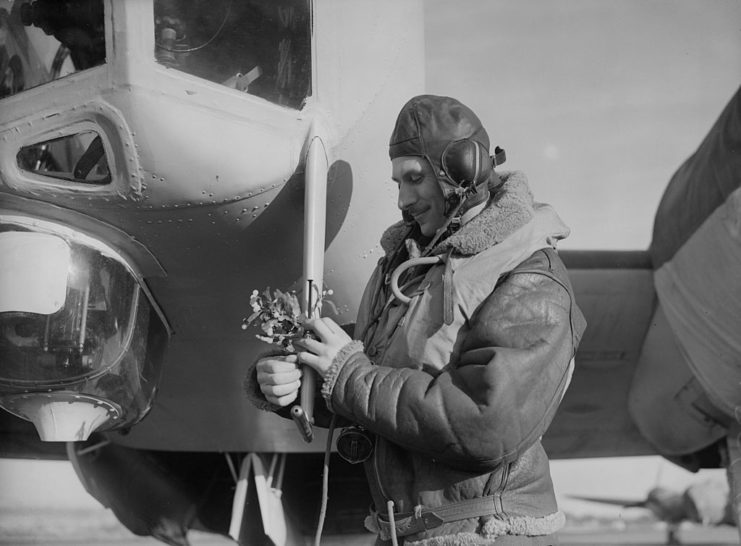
376;495;499;538
442;250;455;325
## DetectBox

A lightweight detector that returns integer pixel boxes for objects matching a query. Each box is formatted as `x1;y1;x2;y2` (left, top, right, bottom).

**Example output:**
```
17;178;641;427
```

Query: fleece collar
380;171;536;257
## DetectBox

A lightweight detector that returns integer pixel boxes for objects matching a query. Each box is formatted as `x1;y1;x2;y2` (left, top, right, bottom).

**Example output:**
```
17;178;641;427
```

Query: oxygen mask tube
421;186;470;256
390;191;470;304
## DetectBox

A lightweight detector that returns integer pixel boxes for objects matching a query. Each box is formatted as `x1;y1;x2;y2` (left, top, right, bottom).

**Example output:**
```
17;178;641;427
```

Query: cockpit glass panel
17;131;111;185
0;222;140;387
0;0;106;100
153;0;311;109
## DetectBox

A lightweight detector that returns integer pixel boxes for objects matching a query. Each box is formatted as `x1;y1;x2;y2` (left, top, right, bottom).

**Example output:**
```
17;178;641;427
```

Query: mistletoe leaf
244;285;339;352
245;309;261;324
322;299;340;316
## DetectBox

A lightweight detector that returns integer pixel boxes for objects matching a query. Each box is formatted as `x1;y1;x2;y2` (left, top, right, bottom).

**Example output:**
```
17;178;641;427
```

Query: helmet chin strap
420;190;470;257
417;156;496;257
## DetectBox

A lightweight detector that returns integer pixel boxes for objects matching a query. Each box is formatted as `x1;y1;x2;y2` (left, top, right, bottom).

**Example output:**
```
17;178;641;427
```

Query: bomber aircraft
0;1;740;545
570;477;734;545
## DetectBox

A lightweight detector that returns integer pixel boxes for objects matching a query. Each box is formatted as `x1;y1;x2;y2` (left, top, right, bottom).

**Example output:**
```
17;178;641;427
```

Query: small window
0;0;106;100
153;0;311;109
17;131;111;185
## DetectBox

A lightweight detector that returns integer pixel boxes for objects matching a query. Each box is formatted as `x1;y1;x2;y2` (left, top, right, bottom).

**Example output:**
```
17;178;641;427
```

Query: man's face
391;156;447;237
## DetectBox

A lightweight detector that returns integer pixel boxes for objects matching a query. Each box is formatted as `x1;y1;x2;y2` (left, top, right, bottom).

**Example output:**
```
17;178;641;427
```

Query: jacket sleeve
324;264;580;471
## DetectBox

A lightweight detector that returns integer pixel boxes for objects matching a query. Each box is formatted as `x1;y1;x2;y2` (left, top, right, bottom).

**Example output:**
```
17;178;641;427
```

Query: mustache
401;206;426;219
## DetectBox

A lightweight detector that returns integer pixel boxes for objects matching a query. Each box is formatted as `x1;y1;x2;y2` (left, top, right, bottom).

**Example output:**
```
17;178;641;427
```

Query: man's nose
397;182;415;210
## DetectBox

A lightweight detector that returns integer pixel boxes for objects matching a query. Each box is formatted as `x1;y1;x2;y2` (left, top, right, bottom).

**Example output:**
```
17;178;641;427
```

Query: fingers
256;358;302;384
256;354;298;374
296;350;320;371
256;355;302;406
303;317;342;339
292;336;321;354
261;378;301;406
258;376;301;407
263;385;300;407
257;367;302;386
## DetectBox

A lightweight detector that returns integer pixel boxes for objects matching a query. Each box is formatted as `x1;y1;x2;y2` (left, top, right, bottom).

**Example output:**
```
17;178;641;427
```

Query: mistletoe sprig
241;286;336;351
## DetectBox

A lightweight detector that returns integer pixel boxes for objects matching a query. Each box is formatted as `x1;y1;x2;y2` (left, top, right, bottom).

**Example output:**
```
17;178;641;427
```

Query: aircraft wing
542;250;657;459
565;494;644;508
546;85;741;466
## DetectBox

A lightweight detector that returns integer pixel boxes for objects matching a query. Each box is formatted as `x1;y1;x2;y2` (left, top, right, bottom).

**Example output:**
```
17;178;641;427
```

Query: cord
387;500;399;546
314;414;337;546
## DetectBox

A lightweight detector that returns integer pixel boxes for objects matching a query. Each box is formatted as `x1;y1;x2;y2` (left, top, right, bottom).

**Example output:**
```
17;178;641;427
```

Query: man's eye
408;175;422;184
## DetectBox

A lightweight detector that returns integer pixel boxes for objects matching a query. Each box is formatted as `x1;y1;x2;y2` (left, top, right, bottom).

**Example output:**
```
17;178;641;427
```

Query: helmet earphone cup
440;139;493;189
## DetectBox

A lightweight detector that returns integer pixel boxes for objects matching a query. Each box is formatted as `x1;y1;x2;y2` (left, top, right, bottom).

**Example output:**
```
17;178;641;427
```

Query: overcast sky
425;0;741;250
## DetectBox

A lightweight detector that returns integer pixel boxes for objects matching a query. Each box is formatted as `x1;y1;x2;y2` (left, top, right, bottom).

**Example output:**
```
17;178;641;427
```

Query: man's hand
295;317;353;378
256;354;302;407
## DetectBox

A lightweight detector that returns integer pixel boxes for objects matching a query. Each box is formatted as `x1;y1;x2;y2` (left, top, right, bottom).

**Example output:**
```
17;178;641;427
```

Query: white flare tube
299;131;328;429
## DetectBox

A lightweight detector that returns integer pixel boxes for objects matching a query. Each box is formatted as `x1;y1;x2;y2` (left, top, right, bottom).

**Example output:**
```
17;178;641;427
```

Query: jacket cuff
321;340;364;411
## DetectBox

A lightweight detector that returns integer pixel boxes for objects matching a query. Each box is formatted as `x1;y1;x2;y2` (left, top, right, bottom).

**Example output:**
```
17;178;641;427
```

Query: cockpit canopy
153;0;311;109
2;0;312;109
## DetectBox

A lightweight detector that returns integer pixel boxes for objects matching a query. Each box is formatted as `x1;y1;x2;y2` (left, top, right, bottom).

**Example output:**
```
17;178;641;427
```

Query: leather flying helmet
388;95;503;202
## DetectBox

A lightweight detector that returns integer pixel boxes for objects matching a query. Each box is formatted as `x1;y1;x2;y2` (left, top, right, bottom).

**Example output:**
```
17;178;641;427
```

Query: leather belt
375;495;499;539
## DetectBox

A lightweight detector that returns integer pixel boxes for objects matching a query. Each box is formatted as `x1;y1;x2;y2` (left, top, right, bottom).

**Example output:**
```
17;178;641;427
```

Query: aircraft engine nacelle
628;86;741;467
0;214;169;441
